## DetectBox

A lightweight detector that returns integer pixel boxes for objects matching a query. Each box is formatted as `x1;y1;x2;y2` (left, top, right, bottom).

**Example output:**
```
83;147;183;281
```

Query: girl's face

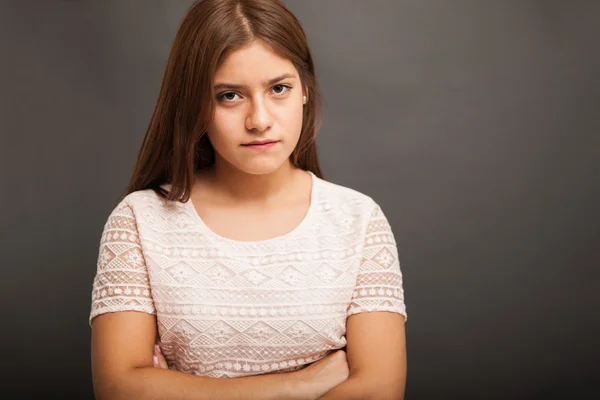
206;39;306;176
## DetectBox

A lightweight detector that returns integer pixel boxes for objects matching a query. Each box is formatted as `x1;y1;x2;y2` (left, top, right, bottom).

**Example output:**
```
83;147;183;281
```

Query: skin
189;39;313;242
207;39;305;177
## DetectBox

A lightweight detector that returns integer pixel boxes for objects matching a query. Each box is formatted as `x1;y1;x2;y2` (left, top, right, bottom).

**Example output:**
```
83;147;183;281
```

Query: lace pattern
90;176;406;378
348;204;406;316
90;202;156;319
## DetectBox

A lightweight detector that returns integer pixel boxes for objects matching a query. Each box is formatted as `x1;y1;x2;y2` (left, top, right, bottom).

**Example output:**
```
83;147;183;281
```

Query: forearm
317;376;369;400
95;367;308;400
318;375;404;400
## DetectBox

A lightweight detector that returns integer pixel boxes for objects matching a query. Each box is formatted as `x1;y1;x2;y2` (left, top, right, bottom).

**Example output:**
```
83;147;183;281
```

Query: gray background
1;0;598;398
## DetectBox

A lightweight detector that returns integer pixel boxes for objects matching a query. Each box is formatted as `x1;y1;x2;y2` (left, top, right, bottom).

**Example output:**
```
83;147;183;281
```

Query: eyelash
217;84;293;103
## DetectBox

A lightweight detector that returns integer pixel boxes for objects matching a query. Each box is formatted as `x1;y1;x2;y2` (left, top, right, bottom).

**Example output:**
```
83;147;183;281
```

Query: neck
205;158;303;204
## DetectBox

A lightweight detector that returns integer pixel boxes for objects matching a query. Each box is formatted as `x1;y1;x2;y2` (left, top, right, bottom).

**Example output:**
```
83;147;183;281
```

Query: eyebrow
214;73;297;91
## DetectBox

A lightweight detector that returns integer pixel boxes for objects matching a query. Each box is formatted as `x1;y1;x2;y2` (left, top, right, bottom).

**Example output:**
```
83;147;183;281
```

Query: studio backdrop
1;0;598;398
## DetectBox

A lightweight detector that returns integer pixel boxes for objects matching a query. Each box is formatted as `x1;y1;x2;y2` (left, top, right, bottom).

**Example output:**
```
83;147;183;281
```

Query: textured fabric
89;172;407;378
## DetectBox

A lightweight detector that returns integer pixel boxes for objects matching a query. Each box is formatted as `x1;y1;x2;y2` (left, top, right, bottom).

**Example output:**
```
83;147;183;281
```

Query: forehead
214;40;298;83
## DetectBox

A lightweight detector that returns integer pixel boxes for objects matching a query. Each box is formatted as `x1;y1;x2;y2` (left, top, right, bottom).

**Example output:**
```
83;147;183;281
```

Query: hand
153;343;169;369
296;349;350;400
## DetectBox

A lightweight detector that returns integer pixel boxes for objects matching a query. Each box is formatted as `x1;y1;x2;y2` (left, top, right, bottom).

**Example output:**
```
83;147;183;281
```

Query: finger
155;344;169;369
158;354;169;369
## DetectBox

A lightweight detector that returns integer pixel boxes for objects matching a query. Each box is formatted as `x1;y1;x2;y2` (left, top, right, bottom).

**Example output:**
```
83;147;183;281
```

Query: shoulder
108;184;182;223
313;176;380;221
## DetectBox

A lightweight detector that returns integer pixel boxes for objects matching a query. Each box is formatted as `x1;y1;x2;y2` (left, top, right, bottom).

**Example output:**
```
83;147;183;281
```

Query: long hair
124;0;324;202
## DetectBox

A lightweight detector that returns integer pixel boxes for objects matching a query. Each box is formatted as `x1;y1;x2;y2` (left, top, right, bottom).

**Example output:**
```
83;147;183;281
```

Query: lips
242;140;279;146
241;139;280;150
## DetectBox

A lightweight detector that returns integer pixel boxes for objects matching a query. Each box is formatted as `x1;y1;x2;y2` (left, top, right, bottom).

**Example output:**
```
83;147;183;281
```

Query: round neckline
184;171;318;245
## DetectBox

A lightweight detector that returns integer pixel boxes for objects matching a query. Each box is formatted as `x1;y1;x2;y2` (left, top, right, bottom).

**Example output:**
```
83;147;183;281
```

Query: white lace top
89;172;407;378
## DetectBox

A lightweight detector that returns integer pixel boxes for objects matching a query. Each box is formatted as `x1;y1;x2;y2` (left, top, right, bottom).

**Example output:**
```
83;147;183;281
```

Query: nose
245;97;273;133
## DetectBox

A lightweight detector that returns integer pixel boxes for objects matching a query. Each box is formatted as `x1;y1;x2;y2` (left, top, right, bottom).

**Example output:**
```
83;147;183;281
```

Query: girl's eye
271;84;291;95
218;92;241;102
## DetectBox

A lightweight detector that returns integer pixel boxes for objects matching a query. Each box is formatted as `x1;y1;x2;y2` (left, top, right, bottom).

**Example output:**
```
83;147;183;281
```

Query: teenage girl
90;1;407;399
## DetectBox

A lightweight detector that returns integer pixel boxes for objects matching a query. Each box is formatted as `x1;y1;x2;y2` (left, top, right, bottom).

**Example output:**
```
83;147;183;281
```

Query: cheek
207;109;240;146
277;104;304;137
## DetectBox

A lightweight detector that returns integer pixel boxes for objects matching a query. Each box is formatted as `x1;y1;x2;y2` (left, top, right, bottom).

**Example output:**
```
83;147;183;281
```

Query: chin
234;158;290;176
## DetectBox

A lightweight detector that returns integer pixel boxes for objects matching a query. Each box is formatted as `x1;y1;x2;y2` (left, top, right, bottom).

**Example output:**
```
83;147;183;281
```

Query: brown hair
124;0;323;202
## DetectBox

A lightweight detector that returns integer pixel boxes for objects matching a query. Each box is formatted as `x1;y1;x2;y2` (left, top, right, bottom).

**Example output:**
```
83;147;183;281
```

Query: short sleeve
89;199;156;326
347;203;407;321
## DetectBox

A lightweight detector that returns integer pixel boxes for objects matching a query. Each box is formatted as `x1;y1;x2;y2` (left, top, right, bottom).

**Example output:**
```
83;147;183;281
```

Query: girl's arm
91;311;342;400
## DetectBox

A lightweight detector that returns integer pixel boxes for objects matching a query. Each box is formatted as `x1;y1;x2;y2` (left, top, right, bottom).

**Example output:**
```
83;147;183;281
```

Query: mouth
241;140;280;149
